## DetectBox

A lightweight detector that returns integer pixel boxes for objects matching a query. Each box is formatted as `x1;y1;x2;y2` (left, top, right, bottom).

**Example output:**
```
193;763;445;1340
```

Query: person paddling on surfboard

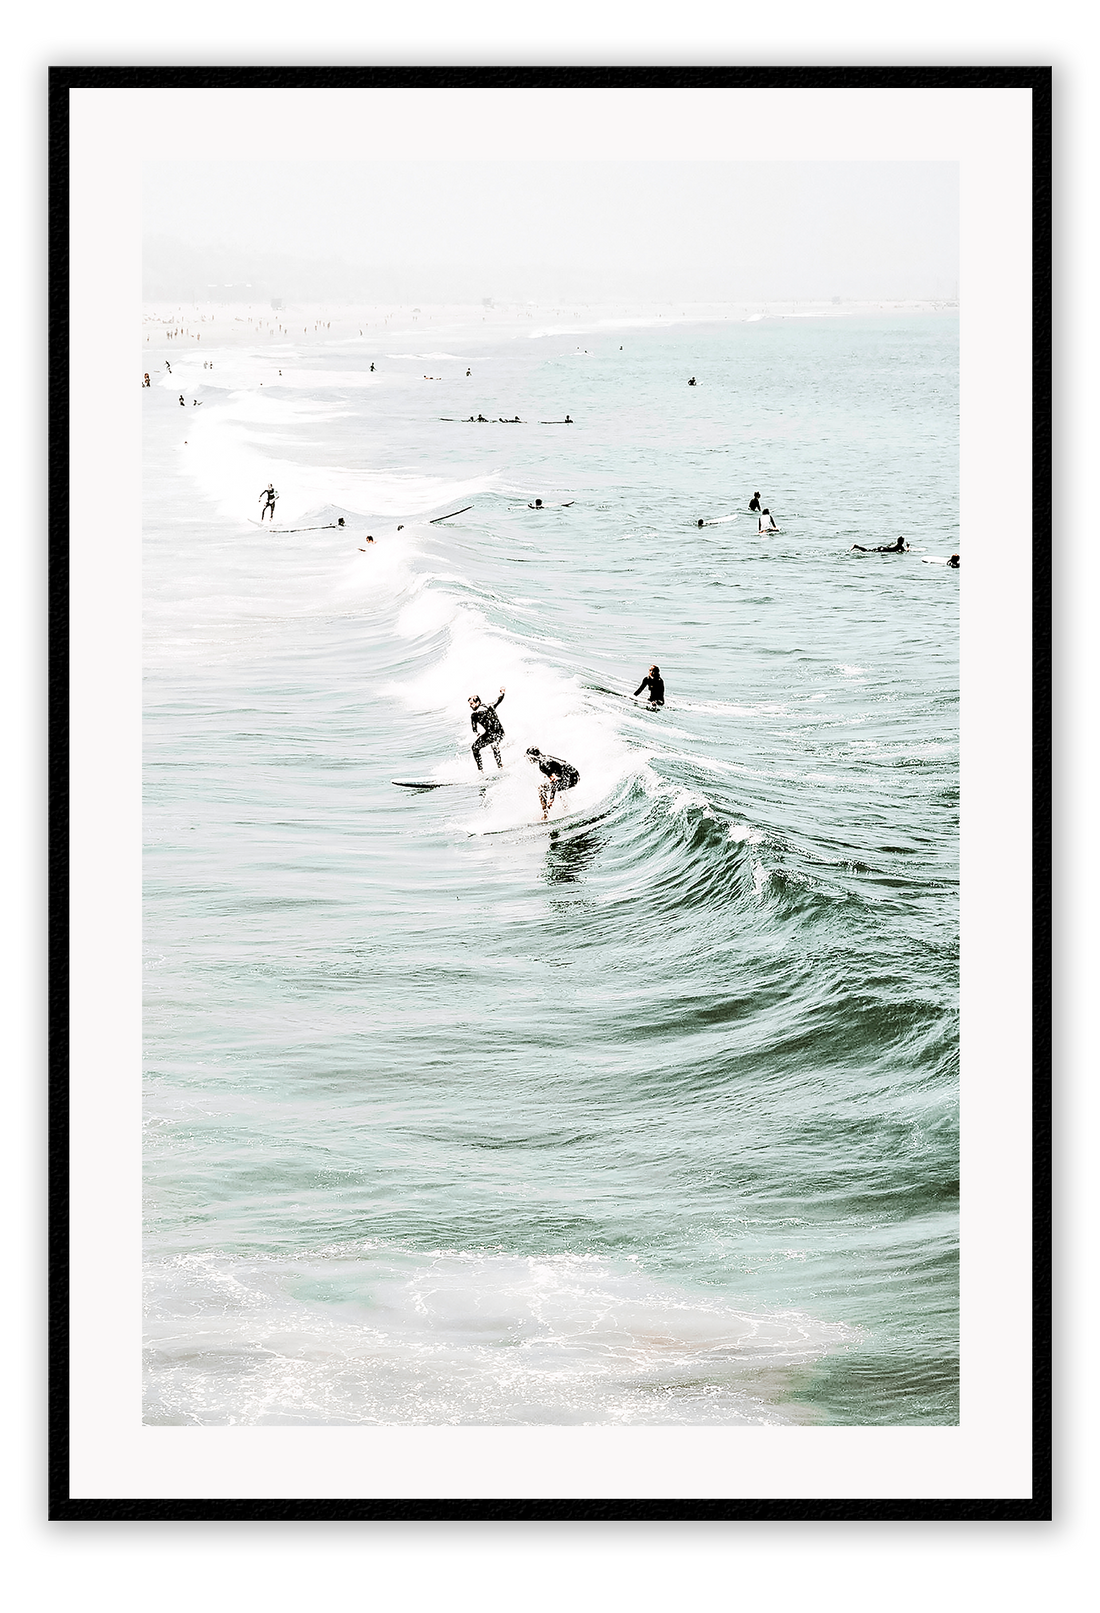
259;484;278;522
469;688;506;771
633;665;665;707
947;553;960;568
526;747;580;820
850;536;908;553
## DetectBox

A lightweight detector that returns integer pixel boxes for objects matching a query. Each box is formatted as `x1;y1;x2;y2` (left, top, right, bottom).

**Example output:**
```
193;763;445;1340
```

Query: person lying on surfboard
850;536;908;553
469;689;506;771
526;748;580;820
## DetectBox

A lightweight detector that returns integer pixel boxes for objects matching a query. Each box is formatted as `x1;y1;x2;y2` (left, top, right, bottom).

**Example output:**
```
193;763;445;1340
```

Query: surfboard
921;556;958;566
247;520;337;533
392;776;504;789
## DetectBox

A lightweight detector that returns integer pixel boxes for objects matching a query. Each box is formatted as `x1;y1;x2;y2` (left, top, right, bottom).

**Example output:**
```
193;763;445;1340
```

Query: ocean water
143;308;959;1426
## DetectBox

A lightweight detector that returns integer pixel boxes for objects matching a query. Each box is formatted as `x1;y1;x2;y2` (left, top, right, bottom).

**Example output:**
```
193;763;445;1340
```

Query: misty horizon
144;161;959;306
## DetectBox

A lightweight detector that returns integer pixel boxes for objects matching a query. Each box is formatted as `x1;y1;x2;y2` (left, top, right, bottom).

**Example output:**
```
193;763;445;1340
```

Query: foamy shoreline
142;296;958;357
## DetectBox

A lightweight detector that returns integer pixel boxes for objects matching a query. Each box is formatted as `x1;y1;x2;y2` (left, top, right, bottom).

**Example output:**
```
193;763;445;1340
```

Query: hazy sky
144;161;958;304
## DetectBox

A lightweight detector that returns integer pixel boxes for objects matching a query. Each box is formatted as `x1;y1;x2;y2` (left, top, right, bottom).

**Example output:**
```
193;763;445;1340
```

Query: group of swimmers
468;664;663;819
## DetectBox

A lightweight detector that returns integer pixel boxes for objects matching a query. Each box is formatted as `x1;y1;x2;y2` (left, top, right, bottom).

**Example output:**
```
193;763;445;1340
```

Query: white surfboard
392;776;504;789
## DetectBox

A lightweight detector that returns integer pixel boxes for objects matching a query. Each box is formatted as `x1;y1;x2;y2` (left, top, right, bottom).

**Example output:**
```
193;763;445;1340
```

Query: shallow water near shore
143;307;959;1425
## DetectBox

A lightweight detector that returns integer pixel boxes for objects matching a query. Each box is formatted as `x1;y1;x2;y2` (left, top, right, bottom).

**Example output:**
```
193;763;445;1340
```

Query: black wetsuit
853;539;906;553
633;674;665;705
947;555;960;569
470;694;505;768
748;494;761;514
534;753;579;808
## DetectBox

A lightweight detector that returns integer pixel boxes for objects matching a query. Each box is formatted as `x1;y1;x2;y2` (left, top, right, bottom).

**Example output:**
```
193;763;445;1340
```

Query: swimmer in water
469;689;507;771
697;519;705;527
529;499;544;509
758;507;778;533
259;484;278;522
526;747;580;819
358;536;375;550
688;376;696;386
633;665;665;707
850;537;909;553
749;492;761;514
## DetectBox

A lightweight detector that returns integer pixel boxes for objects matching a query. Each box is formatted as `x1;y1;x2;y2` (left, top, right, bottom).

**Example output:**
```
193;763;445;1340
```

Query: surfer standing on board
469;689;507;771
526;747;580;820
259;484;278;522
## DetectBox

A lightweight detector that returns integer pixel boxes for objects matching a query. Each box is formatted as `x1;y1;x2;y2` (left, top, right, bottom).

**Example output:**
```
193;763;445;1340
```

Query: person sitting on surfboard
749;491;761;514
850;536;908;553
469;688;507;771
947;553;960;568
758;507;778;533
633;665;665;707
526;747;580;819
259;484;278;522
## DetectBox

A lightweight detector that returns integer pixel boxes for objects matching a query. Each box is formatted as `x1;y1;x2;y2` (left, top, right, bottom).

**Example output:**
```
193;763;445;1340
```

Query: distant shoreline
142;296;959;352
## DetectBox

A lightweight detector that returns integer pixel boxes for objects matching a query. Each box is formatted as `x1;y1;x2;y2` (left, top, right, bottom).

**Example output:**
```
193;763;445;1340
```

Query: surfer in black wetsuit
633;665;665;706
688;376;697;386
947;553;960;568
259;484;278;522
526;747;580;818
850;536;908;553
529;499;544;509
469;688;506;770
749;492;761;514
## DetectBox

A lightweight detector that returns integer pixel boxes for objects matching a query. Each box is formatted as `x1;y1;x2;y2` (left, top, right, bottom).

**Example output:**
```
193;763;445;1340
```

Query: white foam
144;1244;857;1425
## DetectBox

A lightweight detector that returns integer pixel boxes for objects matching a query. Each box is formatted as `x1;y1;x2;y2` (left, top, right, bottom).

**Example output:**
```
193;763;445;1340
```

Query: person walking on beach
259;484;279;522
526;747;580;819
633;665;665;707
469;688;507;771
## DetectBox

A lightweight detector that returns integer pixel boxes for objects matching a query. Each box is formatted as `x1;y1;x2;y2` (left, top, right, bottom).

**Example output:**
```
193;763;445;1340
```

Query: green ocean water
143;311;959;1425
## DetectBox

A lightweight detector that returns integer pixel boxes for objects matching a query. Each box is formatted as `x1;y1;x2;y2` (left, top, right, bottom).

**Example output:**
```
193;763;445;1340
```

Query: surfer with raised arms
259;484;279;522
469;688;507;771
850;536;908;553
526;747;580;820
633;665;665;707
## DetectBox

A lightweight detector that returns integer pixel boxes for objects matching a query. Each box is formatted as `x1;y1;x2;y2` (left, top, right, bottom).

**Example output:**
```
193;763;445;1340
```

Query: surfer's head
650;665;660;676
525;747;541;761
469;696;482;708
